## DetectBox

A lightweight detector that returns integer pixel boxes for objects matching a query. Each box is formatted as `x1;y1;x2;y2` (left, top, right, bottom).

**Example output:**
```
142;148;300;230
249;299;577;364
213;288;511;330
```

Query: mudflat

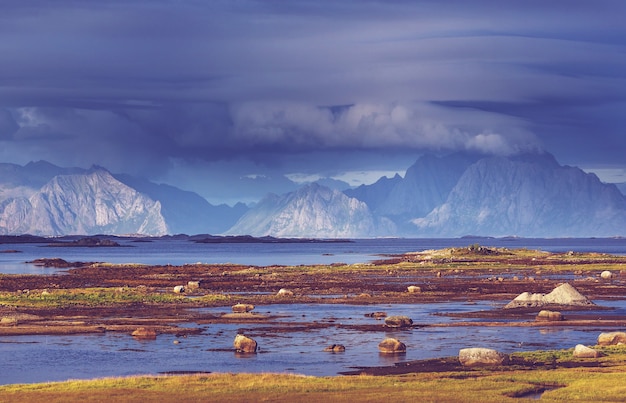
1;246;625;375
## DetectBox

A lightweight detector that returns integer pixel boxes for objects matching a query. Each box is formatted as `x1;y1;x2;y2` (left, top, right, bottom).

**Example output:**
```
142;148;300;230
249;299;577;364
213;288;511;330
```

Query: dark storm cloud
0;0;625;192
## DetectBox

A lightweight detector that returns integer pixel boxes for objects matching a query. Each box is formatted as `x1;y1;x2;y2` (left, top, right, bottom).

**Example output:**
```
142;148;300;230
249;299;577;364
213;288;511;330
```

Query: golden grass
2;349;626;403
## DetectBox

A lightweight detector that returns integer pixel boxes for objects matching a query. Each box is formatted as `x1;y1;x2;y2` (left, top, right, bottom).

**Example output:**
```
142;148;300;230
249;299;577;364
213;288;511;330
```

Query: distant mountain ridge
229;152;626;238
0;162;247;236
227;183;395;238
2;153;625;238
0;169;168;236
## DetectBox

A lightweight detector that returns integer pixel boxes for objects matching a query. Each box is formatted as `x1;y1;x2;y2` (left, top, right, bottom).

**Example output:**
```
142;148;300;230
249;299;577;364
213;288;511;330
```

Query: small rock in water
132;327;157;340
535;310;564;321
233;334;257;353
600;270;613;279
384;315;413;328
378;338;406;353
365;311;387;319
276;288;294;296
232;303;255;313
323;344;346;353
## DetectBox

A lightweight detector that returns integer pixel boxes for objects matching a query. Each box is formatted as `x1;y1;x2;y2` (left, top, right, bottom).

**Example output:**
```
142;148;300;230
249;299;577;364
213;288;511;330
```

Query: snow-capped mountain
227;152;626;238
412;153;626;237
113;173;248;235
0;169;168;236
0;162;247;236
2;152;625;238
227;183;395;238
346;153;476;233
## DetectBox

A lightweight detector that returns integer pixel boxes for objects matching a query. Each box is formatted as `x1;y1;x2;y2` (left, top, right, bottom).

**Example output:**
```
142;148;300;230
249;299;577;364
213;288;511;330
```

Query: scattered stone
459;348;509;367
535;310;564;321
323;344;346;353
232;303;255;313
407;285;422;293
233;334;257;353
573;344;601;358
365;311;387;319
0;317;18;326
384;315;413;328
597;331;626;346
276;288;294;297
173;285;185;294
378;338;406;353
504;283;594;309
132;327;157;340
600;270;613;280
187;281;200;289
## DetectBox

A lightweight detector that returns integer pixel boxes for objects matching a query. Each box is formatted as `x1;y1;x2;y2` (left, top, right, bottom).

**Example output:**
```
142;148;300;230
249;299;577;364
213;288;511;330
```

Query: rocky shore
1;246;625;375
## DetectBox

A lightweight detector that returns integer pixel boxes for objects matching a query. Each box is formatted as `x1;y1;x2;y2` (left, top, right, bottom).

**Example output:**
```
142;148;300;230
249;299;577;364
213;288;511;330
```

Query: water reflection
2;300;623;385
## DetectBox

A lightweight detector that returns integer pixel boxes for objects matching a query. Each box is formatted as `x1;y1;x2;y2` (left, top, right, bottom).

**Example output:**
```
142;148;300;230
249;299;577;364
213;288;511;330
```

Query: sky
0;0;625;205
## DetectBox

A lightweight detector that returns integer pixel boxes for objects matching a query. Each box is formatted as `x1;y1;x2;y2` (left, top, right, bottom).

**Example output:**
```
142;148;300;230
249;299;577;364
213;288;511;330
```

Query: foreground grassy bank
2;348;625;402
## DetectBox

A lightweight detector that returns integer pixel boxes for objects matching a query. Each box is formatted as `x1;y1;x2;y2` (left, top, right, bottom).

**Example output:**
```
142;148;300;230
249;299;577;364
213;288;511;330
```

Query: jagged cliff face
228;183;394;238
0;170;168;236
412;154;626;237
226;152;626;238
2;153;626;238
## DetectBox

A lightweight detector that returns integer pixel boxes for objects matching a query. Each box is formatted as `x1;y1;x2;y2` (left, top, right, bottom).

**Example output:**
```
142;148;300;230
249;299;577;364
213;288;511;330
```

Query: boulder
173;285;185;294
232;303;255;313
597;331;626;346
459;348;509;367
131;327;157;340
0;317;18;326
407;285;422;293
573;344;602;358
323;344;346;353
535;310;564;321
276;288;294;297
378;338;406;353
504;283;594;309
187;281;200;289
600;270;613;280
233;334;257;353
384;315;413;328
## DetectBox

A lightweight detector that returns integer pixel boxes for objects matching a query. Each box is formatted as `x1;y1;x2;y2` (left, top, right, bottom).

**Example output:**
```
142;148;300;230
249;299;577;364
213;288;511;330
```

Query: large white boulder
504;283;594;309
459;348;509;367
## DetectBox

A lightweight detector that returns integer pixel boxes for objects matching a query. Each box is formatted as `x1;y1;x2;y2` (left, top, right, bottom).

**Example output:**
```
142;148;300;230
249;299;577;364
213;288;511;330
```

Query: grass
0;287;229;308
1;348;625;402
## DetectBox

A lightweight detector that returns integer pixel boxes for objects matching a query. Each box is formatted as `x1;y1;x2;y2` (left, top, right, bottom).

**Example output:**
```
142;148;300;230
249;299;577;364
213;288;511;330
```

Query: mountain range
0;162;247;236
1;152;625;238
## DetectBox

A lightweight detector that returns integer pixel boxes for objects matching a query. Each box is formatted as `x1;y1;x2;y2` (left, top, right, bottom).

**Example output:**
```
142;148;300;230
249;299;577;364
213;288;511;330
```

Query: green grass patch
0;287;189;308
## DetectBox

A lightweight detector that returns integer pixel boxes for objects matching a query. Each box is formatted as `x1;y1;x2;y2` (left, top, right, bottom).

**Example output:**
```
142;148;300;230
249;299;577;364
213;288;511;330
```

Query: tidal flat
1;246;626;400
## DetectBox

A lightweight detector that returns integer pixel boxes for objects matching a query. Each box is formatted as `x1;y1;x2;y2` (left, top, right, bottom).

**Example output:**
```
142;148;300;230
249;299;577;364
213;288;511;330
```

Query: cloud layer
1;1;625;199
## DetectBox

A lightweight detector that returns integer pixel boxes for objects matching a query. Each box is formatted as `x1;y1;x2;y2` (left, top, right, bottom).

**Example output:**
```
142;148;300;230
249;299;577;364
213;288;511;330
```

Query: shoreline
1;246;625;381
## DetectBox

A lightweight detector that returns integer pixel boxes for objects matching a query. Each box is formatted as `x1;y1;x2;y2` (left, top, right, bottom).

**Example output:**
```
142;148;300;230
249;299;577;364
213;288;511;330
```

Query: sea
1;237;625;384
2;236;626;274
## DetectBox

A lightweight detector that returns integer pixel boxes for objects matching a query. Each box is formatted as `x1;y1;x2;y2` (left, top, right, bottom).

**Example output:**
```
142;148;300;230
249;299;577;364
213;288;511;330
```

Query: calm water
1;237;626;384
2;237;626;274
1;300;624;384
